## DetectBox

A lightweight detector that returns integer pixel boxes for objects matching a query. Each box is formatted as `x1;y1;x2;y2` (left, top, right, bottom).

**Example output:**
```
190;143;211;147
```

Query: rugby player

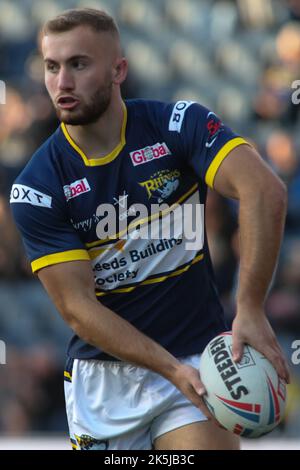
10;8;290;450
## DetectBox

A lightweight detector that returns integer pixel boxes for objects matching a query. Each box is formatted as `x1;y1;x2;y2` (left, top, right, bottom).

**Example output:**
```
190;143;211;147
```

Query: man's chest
58;142;197;243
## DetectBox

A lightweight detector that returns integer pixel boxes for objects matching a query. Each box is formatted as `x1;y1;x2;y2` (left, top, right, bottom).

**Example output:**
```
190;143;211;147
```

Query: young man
10;9;290;450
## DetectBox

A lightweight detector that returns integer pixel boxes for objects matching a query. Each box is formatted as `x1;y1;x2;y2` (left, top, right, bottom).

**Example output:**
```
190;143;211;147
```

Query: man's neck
65;98;125;159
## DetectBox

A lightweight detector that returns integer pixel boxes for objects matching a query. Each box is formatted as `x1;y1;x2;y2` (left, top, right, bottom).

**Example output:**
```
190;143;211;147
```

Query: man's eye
73;61;86;70
46;63;58;73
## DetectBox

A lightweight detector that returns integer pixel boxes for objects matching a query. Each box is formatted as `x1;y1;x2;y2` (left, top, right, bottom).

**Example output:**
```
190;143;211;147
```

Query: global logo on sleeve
205;112;224;148
63;178;91;201
139;169;181;202
129;142;171;166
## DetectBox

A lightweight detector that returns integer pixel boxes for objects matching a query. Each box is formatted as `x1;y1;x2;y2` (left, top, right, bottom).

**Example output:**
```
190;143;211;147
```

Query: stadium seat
169;39;214;84
76;0;117;17
125;39;171;85
172;86;215;110
214;39;260;85
0;0;32;39
164;0;211;35
210;1;238;40
30;0;62;26
216;85;252;123
118;0;163;34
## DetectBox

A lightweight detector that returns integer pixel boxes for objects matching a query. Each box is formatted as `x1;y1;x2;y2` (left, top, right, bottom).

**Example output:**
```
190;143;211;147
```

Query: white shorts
64;353;206;450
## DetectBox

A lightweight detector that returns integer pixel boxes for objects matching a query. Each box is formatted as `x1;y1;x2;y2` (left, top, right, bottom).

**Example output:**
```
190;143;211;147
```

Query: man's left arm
213;143;290;383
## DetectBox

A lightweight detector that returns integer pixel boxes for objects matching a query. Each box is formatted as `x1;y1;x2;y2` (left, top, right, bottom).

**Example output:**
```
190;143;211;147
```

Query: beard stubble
55;81;113;125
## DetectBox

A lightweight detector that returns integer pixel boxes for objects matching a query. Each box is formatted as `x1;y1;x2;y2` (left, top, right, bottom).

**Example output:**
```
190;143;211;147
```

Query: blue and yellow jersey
10;99;248;360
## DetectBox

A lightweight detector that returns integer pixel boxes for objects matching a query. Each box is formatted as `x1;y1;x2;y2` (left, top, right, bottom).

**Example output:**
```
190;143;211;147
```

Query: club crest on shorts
75;434;109;450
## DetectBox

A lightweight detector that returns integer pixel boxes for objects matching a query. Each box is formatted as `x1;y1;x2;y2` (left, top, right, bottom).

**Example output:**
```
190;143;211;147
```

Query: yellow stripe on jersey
61;102;127;167
205;137;250;189
89;239;127;260
31;249;90;273
64;371;72;380
95;253;204;296
86;183;199;250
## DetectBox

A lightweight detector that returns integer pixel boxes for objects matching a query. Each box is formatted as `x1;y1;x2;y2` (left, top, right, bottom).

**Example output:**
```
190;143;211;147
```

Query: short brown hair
42;8;120;38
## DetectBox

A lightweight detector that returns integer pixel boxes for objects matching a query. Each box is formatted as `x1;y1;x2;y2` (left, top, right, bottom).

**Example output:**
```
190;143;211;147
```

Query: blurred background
0;0;300;449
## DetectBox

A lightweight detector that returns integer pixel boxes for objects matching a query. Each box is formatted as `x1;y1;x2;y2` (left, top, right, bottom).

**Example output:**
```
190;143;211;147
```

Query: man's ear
113;58;128;85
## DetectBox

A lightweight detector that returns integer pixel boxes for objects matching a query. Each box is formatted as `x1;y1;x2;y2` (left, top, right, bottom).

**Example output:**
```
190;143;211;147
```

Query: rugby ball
199;332;287;438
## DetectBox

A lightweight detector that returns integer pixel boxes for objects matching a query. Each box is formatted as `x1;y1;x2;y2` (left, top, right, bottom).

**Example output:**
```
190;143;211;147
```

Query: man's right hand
170;363;218;423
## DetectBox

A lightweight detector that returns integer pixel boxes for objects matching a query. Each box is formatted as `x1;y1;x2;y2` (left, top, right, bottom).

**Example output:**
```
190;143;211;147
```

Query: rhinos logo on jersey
205;112;224;148
75;434;109;450
139;169;181;202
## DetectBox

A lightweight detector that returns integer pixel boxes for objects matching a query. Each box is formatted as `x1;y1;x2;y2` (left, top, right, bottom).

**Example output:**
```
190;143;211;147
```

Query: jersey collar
60;101;127;167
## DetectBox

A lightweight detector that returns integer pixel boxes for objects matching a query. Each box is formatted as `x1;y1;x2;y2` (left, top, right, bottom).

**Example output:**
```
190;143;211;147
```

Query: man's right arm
37;260;213;418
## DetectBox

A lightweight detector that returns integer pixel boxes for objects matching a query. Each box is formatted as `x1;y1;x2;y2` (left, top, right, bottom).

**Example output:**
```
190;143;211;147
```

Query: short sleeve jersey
10;99;248;360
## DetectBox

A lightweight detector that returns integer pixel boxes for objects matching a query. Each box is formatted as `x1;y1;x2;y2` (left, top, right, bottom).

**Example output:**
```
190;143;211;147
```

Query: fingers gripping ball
199;332;287;438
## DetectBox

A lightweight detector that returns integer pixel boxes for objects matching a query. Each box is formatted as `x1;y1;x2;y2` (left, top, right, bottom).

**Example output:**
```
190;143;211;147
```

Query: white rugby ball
199;332;287;438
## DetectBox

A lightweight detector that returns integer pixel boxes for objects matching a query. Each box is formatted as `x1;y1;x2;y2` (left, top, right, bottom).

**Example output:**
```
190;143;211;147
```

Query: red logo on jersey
130;142;171;166
206;112;224;148
63;178;91;201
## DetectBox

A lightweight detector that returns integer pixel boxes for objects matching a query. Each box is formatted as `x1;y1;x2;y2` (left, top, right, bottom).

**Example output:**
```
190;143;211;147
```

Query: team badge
139;169;181;202
75;434;109;450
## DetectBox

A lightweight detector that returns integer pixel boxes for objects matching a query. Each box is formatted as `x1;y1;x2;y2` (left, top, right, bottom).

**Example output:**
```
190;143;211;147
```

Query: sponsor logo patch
205;112;224;148
63;178;91;201
10;184;52;208
168;100;195;132
130;142;171;166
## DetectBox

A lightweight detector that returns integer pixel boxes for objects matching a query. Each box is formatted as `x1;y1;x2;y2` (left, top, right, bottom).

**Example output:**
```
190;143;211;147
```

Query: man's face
42;26;120;125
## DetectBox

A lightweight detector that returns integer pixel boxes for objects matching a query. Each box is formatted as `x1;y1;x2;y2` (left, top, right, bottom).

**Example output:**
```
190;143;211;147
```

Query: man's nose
57;68;74;90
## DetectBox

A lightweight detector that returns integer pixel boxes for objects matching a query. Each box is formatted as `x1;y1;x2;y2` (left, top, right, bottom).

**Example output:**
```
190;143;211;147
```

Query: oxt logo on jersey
10;184;52;208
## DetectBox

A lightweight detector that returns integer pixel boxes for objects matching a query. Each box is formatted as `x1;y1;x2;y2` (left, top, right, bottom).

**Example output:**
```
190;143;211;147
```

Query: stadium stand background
0;0;300;447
